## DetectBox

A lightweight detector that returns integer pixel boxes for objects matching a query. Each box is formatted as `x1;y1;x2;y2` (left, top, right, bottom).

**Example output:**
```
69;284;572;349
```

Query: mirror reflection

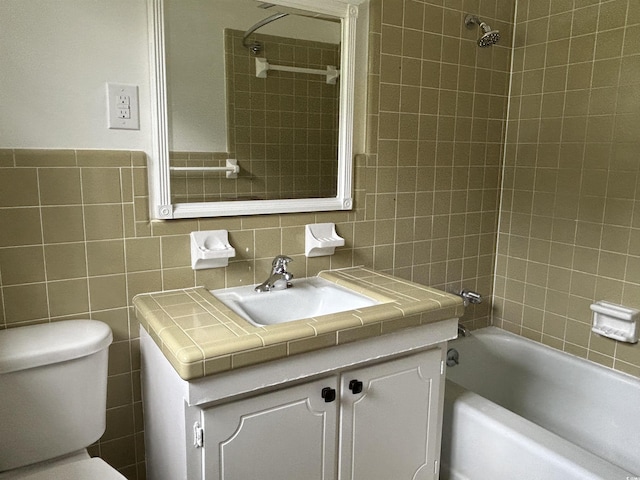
164;0;342;204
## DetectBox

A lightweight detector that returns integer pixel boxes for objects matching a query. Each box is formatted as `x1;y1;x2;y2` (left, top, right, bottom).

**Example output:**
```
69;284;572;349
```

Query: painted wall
0;0;150;150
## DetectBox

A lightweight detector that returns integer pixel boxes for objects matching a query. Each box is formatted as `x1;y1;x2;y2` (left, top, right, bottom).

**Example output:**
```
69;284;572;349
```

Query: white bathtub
440;327;640;480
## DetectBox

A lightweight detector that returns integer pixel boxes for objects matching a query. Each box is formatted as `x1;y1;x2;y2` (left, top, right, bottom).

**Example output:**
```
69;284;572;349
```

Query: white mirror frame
148;0;366;219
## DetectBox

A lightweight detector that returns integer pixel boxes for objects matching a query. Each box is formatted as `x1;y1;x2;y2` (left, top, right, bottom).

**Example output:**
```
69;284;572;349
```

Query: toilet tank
0;320;113;472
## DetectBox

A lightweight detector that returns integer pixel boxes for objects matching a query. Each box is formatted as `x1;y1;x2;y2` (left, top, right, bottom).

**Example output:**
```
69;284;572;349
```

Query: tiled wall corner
495;0;640;377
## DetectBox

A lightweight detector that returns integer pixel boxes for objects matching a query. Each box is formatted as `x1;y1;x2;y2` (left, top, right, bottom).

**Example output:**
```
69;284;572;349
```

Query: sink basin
211;277;380;326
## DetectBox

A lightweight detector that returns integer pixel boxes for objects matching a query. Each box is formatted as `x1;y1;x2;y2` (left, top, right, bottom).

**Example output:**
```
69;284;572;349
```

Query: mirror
148;0;365;219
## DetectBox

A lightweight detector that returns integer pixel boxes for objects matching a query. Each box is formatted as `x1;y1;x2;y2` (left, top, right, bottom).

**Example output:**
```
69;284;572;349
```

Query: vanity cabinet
339;349;443;480
202;349;442;480
141;320;455;480
202;377;339;479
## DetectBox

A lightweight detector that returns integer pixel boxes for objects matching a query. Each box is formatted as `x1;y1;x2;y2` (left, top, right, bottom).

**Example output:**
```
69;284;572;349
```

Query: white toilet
0;320;126;479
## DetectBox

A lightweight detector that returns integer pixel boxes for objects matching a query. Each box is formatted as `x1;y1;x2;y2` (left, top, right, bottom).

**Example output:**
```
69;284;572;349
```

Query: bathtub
440;327;640;480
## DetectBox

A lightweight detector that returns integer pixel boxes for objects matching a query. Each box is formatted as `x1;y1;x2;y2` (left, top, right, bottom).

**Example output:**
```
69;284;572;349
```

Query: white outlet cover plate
107;83;139;130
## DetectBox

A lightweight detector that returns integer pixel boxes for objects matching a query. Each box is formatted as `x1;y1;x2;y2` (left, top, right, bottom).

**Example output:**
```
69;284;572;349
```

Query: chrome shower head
478;24;501;47
465;14;500;48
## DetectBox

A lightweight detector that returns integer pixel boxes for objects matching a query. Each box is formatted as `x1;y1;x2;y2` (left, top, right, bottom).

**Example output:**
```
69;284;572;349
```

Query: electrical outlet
116;95;130;107
107;83;139;130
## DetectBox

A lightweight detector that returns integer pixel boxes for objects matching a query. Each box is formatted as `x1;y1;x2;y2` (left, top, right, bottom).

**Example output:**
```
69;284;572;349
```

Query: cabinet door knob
348;379;363;394
321;387;336;402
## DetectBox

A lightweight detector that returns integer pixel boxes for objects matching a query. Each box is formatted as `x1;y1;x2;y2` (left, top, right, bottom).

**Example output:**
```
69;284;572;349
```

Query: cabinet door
339;348;444;480
202;377;338;480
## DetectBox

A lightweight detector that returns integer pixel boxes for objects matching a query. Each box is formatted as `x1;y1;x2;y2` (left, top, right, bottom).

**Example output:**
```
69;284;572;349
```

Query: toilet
0;320;125;479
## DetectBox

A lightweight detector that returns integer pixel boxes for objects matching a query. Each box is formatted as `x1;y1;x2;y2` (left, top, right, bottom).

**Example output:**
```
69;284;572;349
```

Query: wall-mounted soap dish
590;301;639;343
190;230;235;270
305;223;345;257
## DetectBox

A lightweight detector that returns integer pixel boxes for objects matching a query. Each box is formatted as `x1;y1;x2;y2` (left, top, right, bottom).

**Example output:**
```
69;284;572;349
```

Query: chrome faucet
458;289;483;307
255;255;294;292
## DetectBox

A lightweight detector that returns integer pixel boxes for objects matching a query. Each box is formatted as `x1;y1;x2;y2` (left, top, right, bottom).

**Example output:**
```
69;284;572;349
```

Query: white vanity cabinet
202;377;340;480
141;319;456;480
338;348;443;480
201;349;443;480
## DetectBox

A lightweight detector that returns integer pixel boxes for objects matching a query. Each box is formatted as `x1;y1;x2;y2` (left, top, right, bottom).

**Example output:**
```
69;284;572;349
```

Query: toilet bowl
0;320;125;479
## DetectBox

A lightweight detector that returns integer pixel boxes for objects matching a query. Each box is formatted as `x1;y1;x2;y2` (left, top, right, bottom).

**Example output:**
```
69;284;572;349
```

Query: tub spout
458;324;470;337
458;289;482;307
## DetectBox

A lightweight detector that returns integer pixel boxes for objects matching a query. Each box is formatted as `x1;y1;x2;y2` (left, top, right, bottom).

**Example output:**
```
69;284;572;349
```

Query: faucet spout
255;255;294;292
458;289;482;307
458;323;470;337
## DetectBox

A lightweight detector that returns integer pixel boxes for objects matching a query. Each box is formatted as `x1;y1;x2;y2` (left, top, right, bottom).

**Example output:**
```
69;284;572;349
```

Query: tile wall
9;0;640;478
365;0;514;326
0;148;367;479
494;0;640;377
0;149;148;478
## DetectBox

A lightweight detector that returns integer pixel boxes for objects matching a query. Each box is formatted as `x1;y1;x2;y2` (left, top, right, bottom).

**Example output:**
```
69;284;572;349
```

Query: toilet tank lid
0;320;113;374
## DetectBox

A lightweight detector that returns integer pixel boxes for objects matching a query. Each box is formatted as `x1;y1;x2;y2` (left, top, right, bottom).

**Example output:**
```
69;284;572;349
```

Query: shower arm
464;14;478;23
465;14;492;31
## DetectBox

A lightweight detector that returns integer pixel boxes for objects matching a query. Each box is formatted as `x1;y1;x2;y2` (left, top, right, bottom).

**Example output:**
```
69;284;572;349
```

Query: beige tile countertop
133;267;465;380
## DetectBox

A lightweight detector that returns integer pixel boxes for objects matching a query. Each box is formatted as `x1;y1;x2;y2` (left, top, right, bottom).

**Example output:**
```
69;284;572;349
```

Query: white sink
211;277;380;326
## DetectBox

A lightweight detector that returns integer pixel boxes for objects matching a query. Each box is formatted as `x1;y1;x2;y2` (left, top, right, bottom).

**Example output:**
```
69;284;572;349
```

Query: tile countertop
133;267;465;380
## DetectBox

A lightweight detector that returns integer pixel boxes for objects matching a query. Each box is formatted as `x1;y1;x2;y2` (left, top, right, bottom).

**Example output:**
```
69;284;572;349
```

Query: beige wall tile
125;237;161;272
0;169;39;207
47;279;89;317
14;149;76;167
45;243;87;280
39;168;82;205
253;228;282;260
0;150;14;167
108;341;133;376
0;246;45;285
41;206;85;243
87;240;125;276
99;435;137;471
89;274;127;311
3;283;49;324
126;271;163;304
103;404;135;442
0;208;42;247
82;168;122;204
162;267;195;290
84;204;124;240
77;150;132;167
160;235;190;269
92;308;131;342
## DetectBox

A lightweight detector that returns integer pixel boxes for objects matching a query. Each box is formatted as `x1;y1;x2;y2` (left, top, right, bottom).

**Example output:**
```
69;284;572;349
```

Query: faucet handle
272;255;293;270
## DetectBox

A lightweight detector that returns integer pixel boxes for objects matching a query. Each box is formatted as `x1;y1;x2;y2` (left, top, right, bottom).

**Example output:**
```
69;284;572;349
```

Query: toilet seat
12;458;125;480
